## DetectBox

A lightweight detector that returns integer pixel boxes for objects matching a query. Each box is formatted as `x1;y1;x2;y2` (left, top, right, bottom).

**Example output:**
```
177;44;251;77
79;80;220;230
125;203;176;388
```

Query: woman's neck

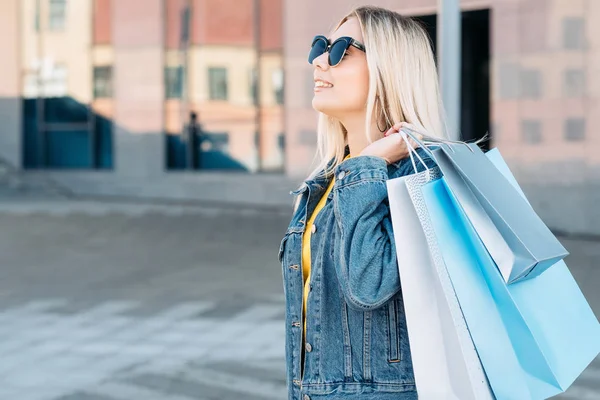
341;115;380;156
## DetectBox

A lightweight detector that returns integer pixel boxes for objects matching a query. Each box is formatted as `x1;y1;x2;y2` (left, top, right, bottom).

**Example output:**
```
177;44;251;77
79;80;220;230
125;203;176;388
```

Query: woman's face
311;18;369;118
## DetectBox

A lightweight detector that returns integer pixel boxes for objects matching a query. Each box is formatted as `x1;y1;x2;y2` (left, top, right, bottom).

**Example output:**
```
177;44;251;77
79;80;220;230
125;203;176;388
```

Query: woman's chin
312;97;338;115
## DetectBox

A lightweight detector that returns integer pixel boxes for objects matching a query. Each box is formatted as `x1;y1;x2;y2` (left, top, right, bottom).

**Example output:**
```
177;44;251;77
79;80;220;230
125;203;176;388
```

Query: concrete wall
113;0;165;178
0;0;22;168
491;0;600;235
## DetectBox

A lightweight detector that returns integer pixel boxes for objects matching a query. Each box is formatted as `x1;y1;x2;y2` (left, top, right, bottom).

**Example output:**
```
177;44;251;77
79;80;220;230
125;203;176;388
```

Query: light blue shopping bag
421;148;600;400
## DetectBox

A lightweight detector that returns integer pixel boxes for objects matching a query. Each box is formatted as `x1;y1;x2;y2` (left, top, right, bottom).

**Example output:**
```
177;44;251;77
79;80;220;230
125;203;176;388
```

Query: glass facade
164;0;285;172
22;0;113;169
19;0;283;173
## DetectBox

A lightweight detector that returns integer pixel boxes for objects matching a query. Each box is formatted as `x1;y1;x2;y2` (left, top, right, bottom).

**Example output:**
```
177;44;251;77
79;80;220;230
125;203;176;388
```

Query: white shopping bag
387;164;494;400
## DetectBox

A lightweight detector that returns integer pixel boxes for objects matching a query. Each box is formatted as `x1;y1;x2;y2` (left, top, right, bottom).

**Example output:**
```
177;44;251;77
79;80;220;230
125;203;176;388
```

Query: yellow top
301;154;351;340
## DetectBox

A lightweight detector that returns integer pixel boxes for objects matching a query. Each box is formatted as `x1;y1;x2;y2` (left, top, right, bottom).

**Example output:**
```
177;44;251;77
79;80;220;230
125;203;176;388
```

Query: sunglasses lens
308;38;327;64
328;40;348;66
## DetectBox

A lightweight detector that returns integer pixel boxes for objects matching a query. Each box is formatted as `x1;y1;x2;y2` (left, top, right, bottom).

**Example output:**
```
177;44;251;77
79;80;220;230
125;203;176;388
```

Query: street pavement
0;199;597;399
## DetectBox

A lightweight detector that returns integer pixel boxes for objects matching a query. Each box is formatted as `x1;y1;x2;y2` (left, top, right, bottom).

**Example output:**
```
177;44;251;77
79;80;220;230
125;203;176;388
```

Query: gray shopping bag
432;142;568;284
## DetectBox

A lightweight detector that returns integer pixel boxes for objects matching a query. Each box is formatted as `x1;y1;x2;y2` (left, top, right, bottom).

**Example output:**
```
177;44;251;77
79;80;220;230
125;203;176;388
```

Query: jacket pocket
386;298;401;362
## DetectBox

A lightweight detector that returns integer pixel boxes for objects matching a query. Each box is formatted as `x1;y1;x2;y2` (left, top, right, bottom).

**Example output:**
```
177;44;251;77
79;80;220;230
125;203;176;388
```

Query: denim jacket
278;146;436;400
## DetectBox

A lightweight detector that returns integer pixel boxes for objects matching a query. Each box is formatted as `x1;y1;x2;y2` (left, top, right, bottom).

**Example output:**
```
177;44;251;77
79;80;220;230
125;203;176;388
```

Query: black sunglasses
308;35;366;67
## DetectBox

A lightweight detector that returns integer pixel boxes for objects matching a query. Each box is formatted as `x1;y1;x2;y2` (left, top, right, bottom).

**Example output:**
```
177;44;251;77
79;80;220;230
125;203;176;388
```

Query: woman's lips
314;79;334;92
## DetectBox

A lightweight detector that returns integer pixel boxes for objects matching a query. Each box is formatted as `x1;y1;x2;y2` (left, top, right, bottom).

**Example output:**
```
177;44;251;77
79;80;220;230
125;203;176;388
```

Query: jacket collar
290;145;352;197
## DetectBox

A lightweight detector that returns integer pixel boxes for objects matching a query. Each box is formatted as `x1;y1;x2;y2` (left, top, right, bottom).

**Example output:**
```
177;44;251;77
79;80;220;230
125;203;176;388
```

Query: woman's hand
359;122;423;165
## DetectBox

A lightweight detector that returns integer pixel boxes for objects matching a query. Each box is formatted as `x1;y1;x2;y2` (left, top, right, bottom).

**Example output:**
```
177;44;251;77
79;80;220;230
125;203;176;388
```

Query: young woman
278;6;449;399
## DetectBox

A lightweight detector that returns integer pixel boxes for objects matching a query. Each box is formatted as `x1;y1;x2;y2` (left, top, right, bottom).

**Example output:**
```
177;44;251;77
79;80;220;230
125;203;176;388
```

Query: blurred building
0;0;598;235
2;0;283;173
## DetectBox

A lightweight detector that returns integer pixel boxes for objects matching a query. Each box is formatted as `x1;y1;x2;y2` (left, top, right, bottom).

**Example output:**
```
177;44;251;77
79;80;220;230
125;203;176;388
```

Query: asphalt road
0;200;597;399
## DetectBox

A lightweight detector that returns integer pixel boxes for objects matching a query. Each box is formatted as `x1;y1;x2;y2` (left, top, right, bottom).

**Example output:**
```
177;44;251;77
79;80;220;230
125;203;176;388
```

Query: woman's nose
312;52;329;70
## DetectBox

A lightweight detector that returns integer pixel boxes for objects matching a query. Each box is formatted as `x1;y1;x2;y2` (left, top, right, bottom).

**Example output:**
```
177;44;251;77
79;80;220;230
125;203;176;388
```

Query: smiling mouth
314;81;333;89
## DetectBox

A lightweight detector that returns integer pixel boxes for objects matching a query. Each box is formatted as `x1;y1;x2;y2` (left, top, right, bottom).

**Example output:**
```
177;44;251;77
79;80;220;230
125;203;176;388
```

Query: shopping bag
421;149;600;399
387;164;494;400
432;143;568;284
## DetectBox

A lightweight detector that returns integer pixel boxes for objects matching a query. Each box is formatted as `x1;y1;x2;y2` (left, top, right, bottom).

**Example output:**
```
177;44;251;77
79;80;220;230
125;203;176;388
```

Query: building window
564;118;586;142
563;69;585;97
44;64;68;97
563;17;586;50
23;63;68;98
49;0;67;31
272;68;284;105
520;69;542;99
208;67;228;101
249;68;257;103
23;72;39;98
521;120;542;144
201;132;229;152
34;1;40;31
165;66;183;99
93;66;113;98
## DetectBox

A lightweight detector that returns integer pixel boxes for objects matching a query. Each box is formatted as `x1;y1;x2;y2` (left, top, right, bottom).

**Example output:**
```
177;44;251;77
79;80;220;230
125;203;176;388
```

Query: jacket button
305;342;312;352
303;395;311;400
311;225;316;234
337;171;346;180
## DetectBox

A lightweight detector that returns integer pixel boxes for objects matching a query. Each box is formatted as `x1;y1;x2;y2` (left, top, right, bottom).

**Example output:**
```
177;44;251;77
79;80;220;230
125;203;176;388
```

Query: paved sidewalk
0;200;596;399
0;202;289;399
0;299;286;400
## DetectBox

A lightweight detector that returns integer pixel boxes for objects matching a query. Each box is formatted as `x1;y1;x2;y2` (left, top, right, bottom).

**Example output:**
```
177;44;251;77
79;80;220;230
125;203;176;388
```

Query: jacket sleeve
331;152;436;311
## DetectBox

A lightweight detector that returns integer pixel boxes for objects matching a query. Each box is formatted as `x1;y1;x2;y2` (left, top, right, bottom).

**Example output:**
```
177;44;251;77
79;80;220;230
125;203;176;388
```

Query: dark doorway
414;9;490;149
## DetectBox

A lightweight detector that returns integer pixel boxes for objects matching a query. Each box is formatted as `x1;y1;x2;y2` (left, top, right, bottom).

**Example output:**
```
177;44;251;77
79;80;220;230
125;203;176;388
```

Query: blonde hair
305;6;450;182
